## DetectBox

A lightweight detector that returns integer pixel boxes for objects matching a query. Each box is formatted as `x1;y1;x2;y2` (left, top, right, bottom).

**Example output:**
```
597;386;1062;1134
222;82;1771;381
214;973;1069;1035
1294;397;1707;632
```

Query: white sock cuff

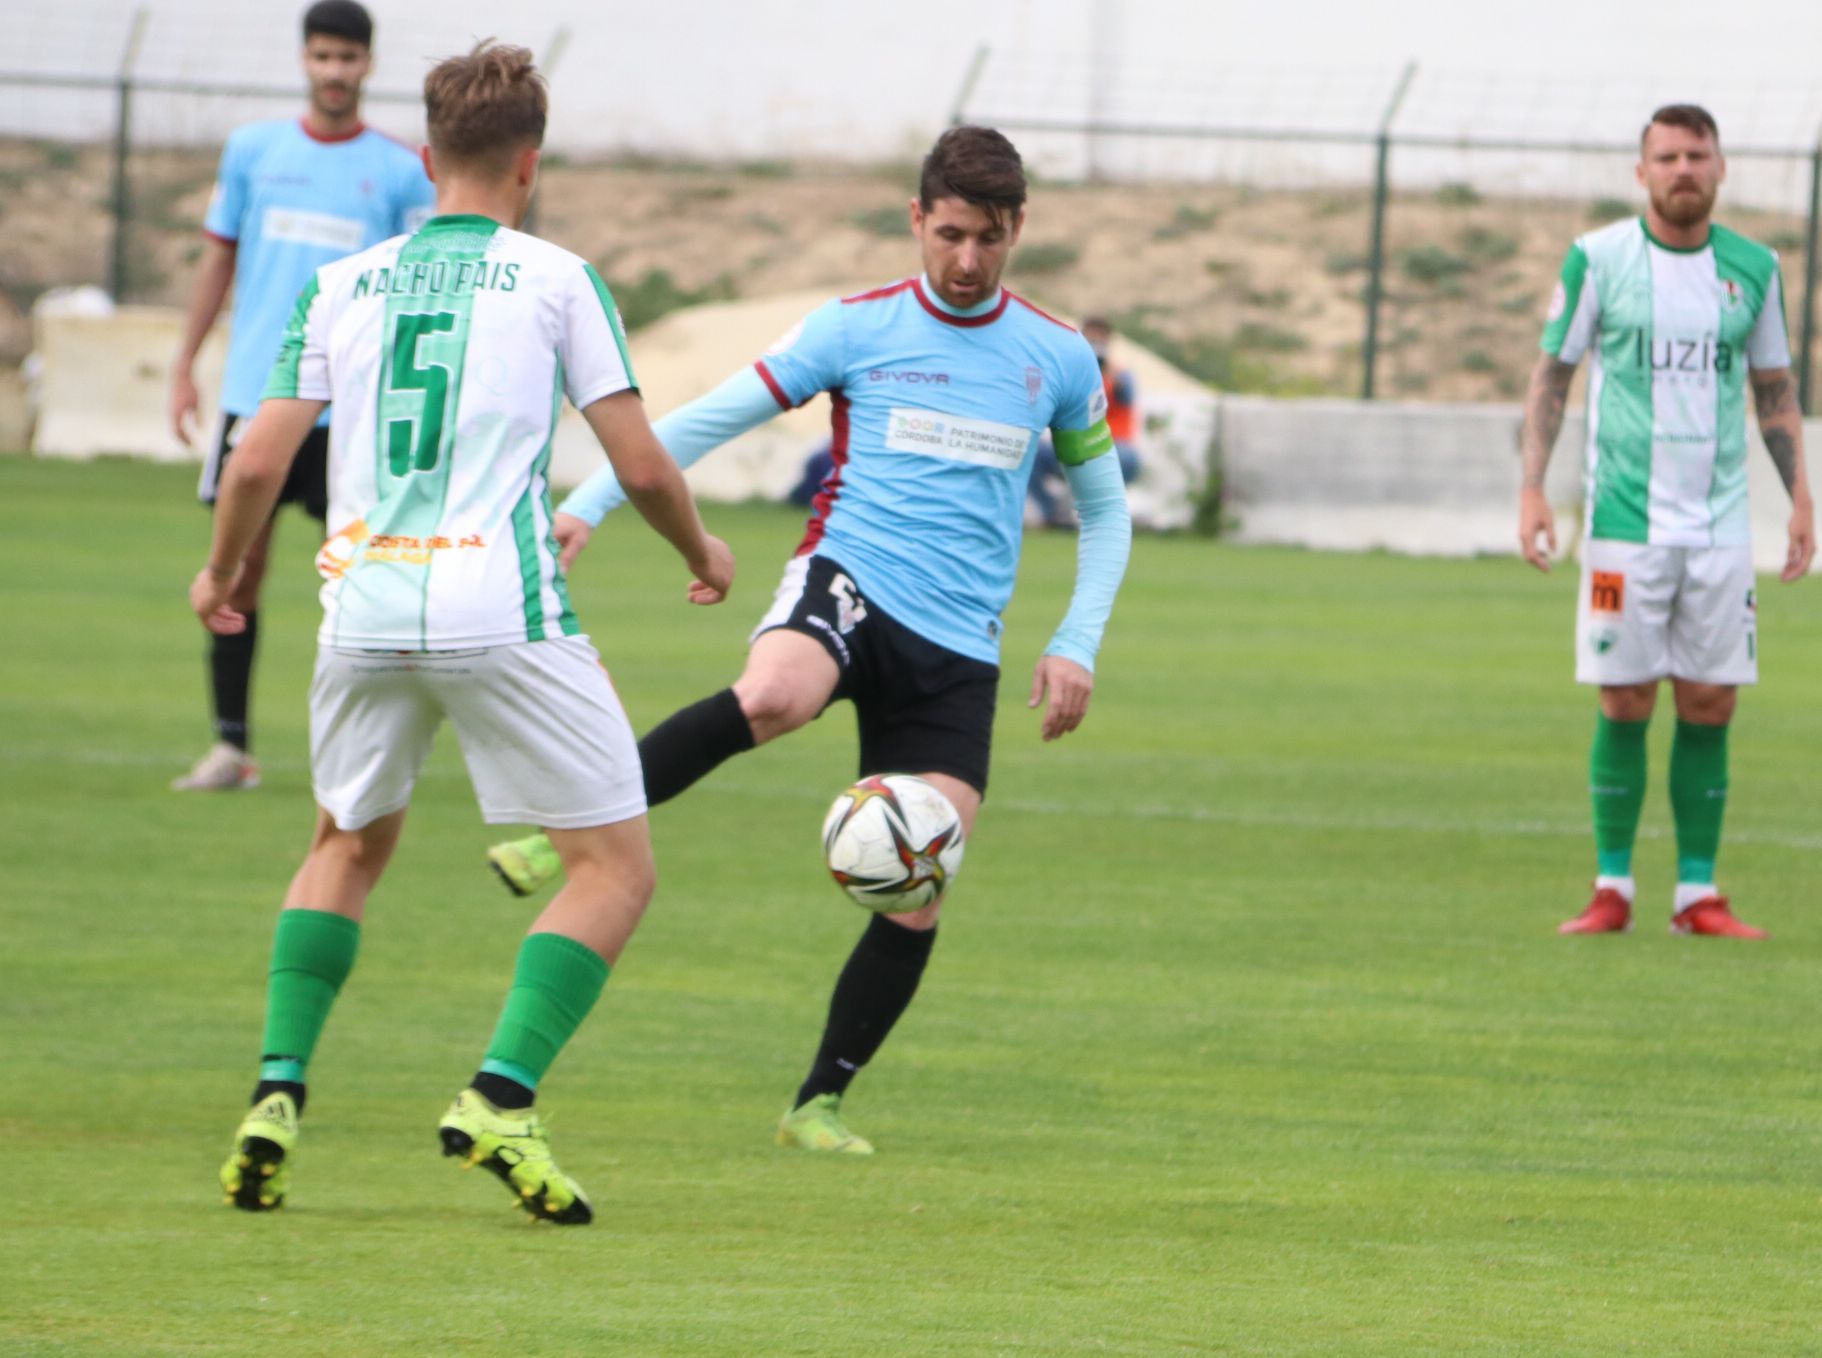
1674;882;1717;912
1595;874;1636;903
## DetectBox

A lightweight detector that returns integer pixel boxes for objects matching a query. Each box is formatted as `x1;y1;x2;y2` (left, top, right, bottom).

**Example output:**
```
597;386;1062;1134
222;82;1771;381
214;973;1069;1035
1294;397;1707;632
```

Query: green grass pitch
3;456;1821;1356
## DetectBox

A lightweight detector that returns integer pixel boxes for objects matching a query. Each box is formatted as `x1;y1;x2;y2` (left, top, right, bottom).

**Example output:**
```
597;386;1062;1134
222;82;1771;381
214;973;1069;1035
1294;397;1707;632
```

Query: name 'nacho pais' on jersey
756;277;1114;665
264;214;639;651
1541;216;1790;547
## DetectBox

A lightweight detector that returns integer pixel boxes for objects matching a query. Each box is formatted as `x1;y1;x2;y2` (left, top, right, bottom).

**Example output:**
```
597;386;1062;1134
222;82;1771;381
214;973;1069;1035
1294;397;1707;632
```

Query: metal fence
5;27;1820;412
951;50;1822;412
0;10;567;302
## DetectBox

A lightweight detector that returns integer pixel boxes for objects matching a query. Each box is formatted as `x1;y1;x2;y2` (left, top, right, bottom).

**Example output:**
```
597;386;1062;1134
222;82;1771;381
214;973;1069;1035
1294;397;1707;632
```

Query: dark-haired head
919;125;1027;227
303;0;372;49
1637;102;1725;232
910;127;1029;310
1641;103;1719;151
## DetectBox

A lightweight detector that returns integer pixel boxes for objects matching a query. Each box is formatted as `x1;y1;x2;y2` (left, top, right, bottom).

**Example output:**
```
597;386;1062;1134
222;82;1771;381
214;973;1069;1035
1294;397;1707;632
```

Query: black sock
795;915;937;1108
250;1078;306;1116
470;1070;535;1110
210;609;259;752
637;688;756;807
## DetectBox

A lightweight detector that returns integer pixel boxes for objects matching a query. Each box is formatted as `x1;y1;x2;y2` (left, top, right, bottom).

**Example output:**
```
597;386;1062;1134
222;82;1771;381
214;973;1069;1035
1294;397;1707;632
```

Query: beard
1652;182;1717;229
312;84;355;115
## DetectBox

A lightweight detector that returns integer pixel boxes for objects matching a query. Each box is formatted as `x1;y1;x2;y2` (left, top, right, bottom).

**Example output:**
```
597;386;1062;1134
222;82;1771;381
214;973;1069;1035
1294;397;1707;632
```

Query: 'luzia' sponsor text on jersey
1541;217;1790;546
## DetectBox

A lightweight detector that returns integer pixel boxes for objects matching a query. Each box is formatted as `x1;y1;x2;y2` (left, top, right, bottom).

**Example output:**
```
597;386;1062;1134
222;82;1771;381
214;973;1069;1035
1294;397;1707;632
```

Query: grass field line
35;744;1820;852
916;790;1822;853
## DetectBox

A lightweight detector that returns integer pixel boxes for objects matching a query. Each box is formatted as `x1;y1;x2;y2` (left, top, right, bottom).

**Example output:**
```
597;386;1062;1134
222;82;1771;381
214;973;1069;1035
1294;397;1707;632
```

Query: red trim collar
1008;292;1076;332
910;277;1009;328
299;116;367;144
842;279;916;306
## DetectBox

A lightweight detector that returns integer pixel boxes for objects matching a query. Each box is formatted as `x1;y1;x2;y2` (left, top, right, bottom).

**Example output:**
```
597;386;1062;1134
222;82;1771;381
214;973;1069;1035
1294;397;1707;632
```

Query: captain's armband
1053;419;1114;467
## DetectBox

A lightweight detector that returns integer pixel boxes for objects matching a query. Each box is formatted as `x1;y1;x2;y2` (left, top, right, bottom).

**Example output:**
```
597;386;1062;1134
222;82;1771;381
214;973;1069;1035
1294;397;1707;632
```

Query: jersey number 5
385;311;458;475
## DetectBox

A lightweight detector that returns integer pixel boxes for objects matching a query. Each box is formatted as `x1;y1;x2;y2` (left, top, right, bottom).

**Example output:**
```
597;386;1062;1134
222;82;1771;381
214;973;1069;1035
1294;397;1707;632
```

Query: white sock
1595;874;1636;903
1674;882;1717;912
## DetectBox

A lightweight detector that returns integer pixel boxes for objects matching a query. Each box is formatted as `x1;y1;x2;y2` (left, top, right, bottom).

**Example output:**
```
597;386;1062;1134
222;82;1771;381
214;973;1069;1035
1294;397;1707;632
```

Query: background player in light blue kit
488;126;1133;1153
168;0;433;792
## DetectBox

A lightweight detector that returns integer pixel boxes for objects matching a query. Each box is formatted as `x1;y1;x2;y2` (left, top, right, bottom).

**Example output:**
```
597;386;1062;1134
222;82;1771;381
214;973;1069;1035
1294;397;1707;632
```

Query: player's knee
1600;684;1657;722
312;825;393;879
614;854;657;906
733;675;818;737
562;836;657;906
1677;686;1736;725
886;899;942;930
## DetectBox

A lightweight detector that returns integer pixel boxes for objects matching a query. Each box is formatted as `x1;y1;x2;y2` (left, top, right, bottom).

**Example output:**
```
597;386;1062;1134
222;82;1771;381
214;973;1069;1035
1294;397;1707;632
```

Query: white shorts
309;635;646;831
1575;539;1757;686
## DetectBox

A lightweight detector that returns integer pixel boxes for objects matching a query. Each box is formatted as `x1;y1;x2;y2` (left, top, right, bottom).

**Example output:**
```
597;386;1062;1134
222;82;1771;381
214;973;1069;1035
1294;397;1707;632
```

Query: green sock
1670;719;1729;884
480;933;610;1092
1590;713;1649;877
260;908;361;1073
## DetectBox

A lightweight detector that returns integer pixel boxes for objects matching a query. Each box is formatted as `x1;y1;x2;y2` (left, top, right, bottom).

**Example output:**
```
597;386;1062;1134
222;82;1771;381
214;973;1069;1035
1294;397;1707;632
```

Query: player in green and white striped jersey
1518;104;1814;939
188;43;734;1222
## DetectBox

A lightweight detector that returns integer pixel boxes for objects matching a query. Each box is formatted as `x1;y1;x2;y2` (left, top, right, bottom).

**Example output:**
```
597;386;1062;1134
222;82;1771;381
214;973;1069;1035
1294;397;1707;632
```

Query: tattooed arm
1517;355;1578;571
1751;367;1815;582
1752;367;1806;493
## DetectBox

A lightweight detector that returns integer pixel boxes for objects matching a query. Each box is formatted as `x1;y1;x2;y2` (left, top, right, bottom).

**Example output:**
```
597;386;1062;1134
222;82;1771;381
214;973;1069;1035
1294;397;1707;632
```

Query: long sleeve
558;364;784;526
1043;452;1132;670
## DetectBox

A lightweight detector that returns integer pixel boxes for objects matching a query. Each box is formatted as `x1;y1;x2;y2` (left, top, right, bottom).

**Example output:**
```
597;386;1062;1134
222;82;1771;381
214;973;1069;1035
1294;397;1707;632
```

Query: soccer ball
821;774;966;911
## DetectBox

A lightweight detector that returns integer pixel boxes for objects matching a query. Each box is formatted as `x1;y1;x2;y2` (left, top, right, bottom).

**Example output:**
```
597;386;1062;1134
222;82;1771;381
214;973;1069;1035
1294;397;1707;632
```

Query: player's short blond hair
424;40;546;171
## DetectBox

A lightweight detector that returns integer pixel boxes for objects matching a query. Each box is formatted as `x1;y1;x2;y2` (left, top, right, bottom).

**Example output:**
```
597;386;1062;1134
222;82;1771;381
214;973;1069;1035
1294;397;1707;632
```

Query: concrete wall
22;305;1821;577
26;297;1221;530
1216;394;1822;575
31;308;226;464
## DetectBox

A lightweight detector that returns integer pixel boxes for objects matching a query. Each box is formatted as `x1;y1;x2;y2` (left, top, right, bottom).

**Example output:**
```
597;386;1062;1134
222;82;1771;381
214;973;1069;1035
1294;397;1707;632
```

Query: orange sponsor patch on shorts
1590;570;1626;614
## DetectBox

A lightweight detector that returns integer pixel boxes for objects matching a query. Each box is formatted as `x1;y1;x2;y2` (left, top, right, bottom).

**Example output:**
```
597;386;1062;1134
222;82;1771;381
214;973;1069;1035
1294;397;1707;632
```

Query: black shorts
199;414;329;521
755;554;999;795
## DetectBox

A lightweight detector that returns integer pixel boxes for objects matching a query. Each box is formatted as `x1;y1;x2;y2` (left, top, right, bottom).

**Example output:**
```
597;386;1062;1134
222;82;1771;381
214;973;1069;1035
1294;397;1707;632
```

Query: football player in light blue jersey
169;0;434;793
488;127;1133;1155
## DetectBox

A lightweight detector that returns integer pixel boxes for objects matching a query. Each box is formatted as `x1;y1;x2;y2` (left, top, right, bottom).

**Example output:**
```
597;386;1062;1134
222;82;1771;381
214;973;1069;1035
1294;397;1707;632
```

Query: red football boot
1670;895;1768;939
1558;886;1633;935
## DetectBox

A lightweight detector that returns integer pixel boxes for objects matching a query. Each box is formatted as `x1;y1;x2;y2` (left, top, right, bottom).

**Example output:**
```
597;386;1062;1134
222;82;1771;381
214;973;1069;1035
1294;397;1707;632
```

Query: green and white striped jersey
1541;217;1789;546
265;213;637;650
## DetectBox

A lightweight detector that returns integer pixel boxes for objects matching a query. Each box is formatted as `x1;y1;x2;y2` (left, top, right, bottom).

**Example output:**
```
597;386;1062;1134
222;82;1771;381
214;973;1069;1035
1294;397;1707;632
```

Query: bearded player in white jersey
189;42;734;1223
1518;104;1814;938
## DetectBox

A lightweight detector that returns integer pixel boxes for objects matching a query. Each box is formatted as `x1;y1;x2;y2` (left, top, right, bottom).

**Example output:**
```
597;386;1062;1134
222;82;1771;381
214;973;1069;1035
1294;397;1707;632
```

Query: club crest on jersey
1721;278;1744;311
1025;366;1043;405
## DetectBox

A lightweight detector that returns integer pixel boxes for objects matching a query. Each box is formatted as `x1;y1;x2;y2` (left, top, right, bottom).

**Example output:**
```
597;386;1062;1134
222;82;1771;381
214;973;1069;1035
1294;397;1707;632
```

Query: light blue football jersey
756;278;1113;664
205;118;434;417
